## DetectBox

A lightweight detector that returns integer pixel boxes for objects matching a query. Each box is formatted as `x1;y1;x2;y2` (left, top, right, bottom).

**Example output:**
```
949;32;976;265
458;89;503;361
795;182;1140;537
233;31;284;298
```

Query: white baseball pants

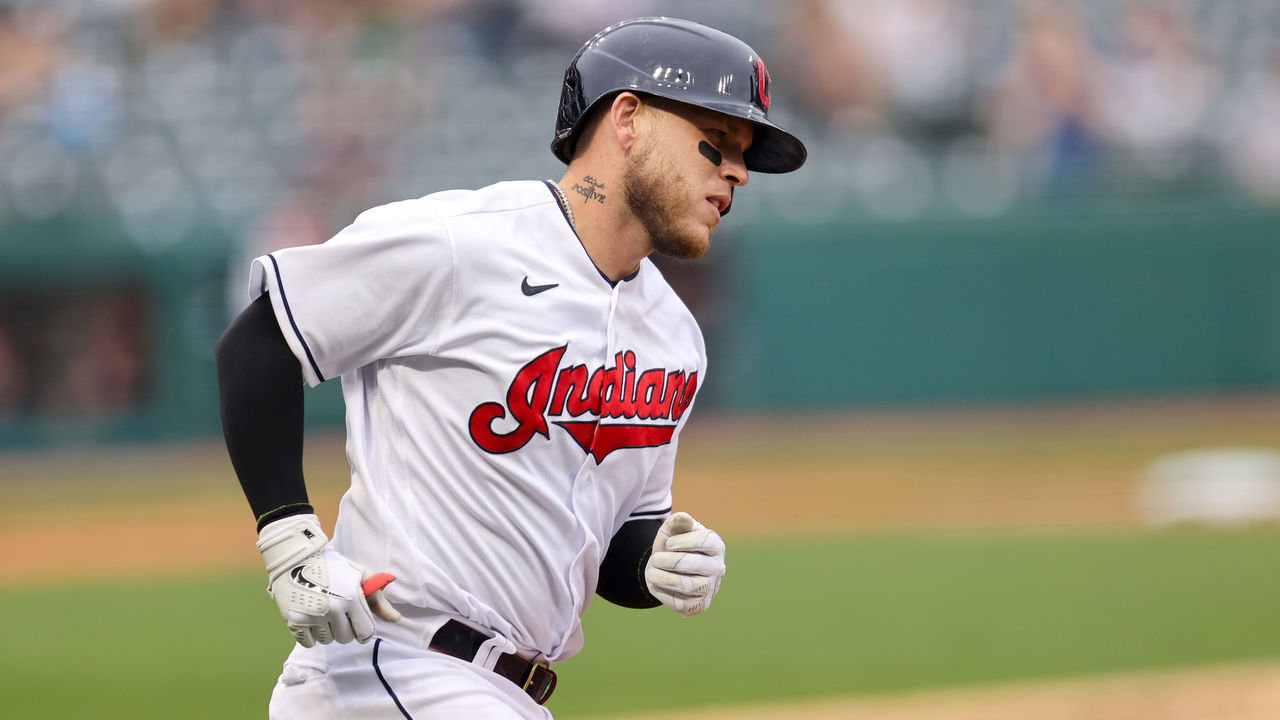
268;637;554;719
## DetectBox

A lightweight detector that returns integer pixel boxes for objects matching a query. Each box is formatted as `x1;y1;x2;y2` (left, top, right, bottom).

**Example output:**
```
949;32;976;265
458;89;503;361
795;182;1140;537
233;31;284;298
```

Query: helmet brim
692;99;806;174
744;121;807;174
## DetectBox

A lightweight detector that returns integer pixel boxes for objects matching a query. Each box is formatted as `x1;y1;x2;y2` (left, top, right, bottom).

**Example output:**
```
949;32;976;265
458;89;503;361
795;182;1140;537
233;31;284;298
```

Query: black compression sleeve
214;293;313;531
597;518;663;609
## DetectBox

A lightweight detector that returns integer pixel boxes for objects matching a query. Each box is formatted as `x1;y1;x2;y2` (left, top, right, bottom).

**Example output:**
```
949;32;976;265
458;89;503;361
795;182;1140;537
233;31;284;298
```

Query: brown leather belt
428;619;557;705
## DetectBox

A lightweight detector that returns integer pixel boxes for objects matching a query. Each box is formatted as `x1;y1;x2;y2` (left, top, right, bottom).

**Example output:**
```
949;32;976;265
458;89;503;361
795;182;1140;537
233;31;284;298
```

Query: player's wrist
257;513;328;581
255;502;316;533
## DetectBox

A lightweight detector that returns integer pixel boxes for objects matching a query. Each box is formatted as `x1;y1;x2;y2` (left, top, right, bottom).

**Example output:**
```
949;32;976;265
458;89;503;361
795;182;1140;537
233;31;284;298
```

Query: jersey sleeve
247;199;454;386
628;438;677;523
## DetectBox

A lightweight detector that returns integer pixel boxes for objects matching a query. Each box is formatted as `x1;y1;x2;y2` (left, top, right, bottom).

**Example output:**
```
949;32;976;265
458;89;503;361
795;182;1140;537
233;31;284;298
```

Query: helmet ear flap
554;65;586;161
559;65;584;127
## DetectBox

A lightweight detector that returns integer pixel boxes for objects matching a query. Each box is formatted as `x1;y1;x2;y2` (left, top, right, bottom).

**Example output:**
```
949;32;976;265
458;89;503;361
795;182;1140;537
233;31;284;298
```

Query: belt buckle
521;660;557;705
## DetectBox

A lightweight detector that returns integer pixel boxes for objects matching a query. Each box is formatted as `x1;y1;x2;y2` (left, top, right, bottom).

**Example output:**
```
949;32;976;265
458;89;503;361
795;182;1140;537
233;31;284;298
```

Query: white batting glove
256;514;402;648
645;512;726;617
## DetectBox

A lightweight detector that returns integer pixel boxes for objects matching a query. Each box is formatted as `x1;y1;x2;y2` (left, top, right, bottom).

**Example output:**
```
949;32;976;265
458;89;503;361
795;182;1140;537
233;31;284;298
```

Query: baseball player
215;17;805;719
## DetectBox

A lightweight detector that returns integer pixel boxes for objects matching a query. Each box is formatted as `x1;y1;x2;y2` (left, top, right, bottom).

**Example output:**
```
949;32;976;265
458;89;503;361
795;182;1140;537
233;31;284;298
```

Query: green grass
553;528;1280;715
1;574;290;719
5;529;1280;718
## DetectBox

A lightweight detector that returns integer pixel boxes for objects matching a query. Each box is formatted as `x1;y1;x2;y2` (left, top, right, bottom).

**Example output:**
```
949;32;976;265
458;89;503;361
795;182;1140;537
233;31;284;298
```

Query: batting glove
256;514;401;647
644;512;726;617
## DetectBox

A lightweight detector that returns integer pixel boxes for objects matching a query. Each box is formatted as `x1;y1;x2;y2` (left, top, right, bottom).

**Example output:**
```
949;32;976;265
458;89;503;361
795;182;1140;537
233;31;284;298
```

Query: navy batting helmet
551;17;807;174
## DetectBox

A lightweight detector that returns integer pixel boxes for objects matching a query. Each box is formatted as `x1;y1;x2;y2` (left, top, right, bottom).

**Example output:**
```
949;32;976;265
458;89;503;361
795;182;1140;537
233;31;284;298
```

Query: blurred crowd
0;0;1277;236
776;0;1280;218
1;0;1280;419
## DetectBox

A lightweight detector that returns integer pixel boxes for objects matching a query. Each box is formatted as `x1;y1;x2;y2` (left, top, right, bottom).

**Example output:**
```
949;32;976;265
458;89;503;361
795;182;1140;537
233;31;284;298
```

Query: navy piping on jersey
267;253;325;382
373;639;415;719
542;180;640;287
629;505;673;521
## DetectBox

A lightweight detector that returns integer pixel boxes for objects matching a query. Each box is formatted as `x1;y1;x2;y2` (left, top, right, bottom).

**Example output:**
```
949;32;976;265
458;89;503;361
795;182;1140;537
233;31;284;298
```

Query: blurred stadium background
2;0;1280;441
3;0;1280;718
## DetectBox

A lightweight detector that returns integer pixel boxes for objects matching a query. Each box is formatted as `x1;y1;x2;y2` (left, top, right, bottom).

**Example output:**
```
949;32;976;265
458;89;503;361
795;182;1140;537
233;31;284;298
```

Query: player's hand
644;512;726;617
256;514;402;647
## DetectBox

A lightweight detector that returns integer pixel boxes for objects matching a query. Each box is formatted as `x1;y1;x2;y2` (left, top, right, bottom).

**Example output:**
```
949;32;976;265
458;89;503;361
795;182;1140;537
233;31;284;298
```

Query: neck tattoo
549;180;575;230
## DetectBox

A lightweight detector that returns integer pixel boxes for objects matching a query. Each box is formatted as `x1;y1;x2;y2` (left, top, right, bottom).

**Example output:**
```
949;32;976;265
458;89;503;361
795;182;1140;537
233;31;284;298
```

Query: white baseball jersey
249;179;706;662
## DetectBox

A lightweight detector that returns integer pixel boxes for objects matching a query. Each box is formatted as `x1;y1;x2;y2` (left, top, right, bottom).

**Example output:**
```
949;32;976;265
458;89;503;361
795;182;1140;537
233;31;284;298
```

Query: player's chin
684;222;714;258
653;225;710;260
688;233;712;259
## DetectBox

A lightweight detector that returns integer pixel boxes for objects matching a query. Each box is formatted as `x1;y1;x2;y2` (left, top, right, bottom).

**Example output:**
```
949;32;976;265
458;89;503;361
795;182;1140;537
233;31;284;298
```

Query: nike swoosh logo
522;277;558;296
289;564;350;599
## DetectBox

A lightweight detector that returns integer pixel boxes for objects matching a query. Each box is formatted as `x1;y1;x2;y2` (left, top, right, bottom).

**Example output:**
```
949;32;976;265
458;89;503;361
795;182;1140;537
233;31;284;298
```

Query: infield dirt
584;661;1280;720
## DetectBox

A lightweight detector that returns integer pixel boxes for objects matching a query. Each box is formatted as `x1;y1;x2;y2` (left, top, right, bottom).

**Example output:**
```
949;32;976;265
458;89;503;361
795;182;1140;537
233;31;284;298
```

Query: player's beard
623;142;710;260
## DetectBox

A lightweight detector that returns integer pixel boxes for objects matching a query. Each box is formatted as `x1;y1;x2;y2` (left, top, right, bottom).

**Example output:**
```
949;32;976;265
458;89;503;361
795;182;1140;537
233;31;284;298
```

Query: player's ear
610;92;644;154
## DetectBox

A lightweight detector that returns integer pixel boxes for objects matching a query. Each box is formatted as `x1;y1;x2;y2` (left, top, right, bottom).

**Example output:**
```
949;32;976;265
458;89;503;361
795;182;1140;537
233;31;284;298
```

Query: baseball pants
268;636;553;720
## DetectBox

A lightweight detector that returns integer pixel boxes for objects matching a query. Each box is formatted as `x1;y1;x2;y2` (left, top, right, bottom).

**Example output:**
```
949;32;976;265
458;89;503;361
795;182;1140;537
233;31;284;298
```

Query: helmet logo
753;58;771;112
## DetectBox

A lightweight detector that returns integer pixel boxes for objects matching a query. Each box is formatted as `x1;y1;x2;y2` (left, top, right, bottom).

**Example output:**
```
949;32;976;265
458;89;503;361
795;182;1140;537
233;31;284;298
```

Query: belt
428;619;557;705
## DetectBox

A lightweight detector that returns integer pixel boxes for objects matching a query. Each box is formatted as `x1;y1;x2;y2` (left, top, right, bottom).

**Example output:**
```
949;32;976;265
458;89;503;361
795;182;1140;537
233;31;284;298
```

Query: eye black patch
698;141;722;167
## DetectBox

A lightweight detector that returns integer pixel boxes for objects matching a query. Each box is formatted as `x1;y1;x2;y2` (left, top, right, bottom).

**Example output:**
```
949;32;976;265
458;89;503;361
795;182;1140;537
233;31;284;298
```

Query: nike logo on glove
289;565;350;599
522;277;558;296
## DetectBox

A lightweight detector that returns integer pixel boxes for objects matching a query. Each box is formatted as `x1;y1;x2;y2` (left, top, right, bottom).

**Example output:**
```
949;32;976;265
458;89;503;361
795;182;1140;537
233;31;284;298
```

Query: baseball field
4;394;1280;719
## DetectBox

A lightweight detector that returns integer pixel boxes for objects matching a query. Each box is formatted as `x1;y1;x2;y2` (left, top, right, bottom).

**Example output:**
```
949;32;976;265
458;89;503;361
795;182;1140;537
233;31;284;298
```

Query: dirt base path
8;394;1277;586
583;661;1280;720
